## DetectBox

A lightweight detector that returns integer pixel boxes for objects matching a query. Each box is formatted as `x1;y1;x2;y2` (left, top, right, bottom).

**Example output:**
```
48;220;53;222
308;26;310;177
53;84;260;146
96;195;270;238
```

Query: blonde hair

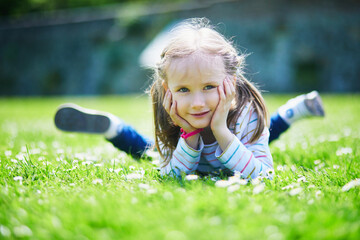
149;18;269;165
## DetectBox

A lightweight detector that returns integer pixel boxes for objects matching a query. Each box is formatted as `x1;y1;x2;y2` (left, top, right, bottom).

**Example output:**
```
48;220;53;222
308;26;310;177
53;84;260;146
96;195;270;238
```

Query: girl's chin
189;121;211;129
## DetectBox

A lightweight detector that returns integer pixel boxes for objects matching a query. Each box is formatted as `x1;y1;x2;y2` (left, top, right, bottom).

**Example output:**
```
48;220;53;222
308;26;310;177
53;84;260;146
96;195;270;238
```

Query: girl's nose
191;92;205;109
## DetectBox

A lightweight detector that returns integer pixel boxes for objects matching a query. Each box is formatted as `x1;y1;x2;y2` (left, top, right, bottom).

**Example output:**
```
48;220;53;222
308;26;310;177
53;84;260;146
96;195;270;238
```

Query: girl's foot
54;103;121;139
278;91;325;125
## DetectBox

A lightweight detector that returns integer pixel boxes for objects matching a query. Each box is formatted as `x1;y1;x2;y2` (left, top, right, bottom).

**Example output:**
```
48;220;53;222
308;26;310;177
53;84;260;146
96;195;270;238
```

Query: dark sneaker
54;103;111;134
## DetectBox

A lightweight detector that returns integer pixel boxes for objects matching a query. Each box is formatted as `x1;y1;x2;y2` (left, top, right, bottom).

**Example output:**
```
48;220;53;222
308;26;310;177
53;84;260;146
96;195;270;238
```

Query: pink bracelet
180;128;203;139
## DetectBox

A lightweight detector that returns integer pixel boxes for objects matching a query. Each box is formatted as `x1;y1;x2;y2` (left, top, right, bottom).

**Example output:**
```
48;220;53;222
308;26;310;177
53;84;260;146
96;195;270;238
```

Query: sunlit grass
0;94;359;239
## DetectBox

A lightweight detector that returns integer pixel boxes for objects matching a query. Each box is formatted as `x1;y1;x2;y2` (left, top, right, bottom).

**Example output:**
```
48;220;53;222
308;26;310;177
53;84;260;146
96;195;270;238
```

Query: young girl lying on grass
55;18;324;179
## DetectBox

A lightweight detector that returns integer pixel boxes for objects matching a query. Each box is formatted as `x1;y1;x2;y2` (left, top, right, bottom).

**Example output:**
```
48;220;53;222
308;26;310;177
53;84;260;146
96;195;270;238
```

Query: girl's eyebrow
171;83;189;89
202;80;221;85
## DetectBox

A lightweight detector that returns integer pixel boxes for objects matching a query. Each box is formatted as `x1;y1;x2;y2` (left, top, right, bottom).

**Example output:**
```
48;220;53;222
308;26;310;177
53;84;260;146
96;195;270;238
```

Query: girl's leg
108;122;154;158
269;112;289;143
269;91;325;143
54;103;154;158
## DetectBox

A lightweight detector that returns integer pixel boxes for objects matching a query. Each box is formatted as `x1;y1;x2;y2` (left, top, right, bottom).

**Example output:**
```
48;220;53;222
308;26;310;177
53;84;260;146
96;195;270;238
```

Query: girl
55;18;324;179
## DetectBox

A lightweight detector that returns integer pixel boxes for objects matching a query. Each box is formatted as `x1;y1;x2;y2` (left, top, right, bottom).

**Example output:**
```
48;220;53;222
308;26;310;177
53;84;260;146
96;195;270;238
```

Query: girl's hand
210;77;236;133
163;90;196;134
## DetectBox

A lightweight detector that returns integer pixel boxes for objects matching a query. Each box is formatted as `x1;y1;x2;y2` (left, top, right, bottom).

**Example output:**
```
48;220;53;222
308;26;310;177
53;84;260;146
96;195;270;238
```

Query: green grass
0;94;359;240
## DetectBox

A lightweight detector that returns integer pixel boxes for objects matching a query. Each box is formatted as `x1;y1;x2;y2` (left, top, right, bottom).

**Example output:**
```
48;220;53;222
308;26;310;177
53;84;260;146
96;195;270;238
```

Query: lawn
0;94;359;240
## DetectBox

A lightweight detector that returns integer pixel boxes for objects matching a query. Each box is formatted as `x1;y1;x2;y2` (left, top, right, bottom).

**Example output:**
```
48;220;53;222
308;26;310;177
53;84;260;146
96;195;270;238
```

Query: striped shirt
160;103;273;179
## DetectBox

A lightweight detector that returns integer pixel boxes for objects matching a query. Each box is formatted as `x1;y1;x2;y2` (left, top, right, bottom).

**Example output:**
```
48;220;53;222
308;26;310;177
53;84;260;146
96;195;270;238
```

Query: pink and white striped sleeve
160;137;204;177
215;106;273;179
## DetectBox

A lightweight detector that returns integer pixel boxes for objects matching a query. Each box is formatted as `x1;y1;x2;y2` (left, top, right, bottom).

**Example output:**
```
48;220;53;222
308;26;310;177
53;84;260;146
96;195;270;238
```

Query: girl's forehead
166;53;225;82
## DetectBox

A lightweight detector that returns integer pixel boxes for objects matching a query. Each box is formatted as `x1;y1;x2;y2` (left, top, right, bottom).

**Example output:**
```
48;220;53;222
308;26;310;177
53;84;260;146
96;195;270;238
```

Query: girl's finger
167;100;177;126
171;101;191;128
163;90;171;113
225;77;235;99
218;85;226;102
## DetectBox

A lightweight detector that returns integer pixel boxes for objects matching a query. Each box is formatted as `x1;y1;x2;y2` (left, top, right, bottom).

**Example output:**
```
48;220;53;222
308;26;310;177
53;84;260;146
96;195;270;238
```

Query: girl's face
165;54;227;129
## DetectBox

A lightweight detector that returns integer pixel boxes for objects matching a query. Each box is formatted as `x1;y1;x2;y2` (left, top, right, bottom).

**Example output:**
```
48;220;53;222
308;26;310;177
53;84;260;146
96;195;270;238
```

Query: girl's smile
190;111;210;117
165;53;227;129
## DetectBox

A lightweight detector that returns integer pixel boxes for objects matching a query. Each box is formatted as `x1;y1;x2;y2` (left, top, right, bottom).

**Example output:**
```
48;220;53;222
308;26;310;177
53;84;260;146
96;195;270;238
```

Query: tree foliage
0;0;186;18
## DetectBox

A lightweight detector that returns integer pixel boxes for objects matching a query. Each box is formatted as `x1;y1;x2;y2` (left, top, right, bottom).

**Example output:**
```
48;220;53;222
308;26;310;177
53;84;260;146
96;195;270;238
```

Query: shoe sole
54;104;110;133
305;91;325;117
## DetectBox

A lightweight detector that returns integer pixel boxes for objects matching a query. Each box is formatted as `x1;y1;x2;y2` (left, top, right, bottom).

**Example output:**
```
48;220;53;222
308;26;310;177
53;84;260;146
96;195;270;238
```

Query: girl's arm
214;105;273;179
210;78;273;179
210;77;237;150
160;89;205;176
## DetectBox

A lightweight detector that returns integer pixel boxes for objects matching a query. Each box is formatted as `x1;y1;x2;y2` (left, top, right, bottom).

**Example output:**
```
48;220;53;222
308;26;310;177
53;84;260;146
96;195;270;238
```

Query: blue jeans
108;112;289;158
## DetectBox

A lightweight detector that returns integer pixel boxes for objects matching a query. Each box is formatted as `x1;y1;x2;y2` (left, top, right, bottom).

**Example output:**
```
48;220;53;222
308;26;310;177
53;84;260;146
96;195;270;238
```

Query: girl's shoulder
237;101;254;120
232;101;259;133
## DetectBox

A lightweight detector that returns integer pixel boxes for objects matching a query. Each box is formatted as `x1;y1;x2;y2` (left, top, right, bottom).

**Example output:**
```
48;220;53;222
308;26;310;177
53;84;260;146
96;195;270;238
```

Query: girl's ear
162;81;168;91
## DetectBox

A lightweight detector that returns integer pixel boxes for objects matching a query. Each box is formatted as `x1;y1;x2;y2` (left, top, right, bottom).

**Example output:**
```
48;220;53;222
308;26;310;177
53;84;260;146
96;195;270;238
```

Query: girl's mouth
190;111;210;118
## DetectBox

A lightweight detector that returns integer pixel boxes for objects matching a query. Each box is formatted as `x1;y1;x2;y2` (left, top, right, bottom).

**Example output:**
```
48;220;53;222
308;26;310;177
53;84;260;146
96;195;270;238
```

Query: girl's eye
178;87;189;93
204;85;216;90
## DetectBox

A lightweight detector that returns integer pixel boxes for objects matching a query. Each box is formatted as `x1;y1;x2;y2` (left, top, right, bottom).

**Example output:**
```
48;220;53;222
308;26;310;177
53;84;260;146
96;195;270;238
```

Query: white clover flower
126;173;143;180
336;147;353;156
74;153;85;160
333;165;340;169
163;191;174;200
251;177;263;185
185;174;199;181
92;179;103;185
151;159;161;166
282;184;295;190
227;184;240;193
289;187;303;196
329;134;340;142
277;165;284;171
138;183;150;190
82;161;92;166
215;180;231;188
253;183;265;194
11;159;18;164
13;176;23;181
129;165;136;170
0;225;11;237
238;179;249;185
30;148;41;155
131;197;138;204
314;160;322;165
342;178;360;192
315;190;322;198
5;150;12;157
297;176;307;183
266;168;275;178
210;177;221;182
228;176;239;183
16;154;25;161
233;170;241;178
147;188;158;194
56;149;64;154
228;176;248;185
13;225;32;237
94;163;103;167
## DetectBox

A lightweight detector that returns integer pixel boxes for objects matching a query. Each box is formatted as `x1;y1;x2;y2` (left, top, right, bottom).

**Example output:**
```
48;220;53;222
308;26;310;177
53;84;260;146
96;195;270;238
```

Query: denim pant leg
107;123;154;159
269;112;290;143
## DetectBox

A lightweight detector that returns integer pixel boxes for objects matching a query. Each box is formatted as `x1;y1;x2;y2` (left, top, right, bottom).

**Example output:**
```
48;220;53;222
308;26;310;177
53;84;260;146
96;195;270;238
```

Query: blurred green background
0;0;359;95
